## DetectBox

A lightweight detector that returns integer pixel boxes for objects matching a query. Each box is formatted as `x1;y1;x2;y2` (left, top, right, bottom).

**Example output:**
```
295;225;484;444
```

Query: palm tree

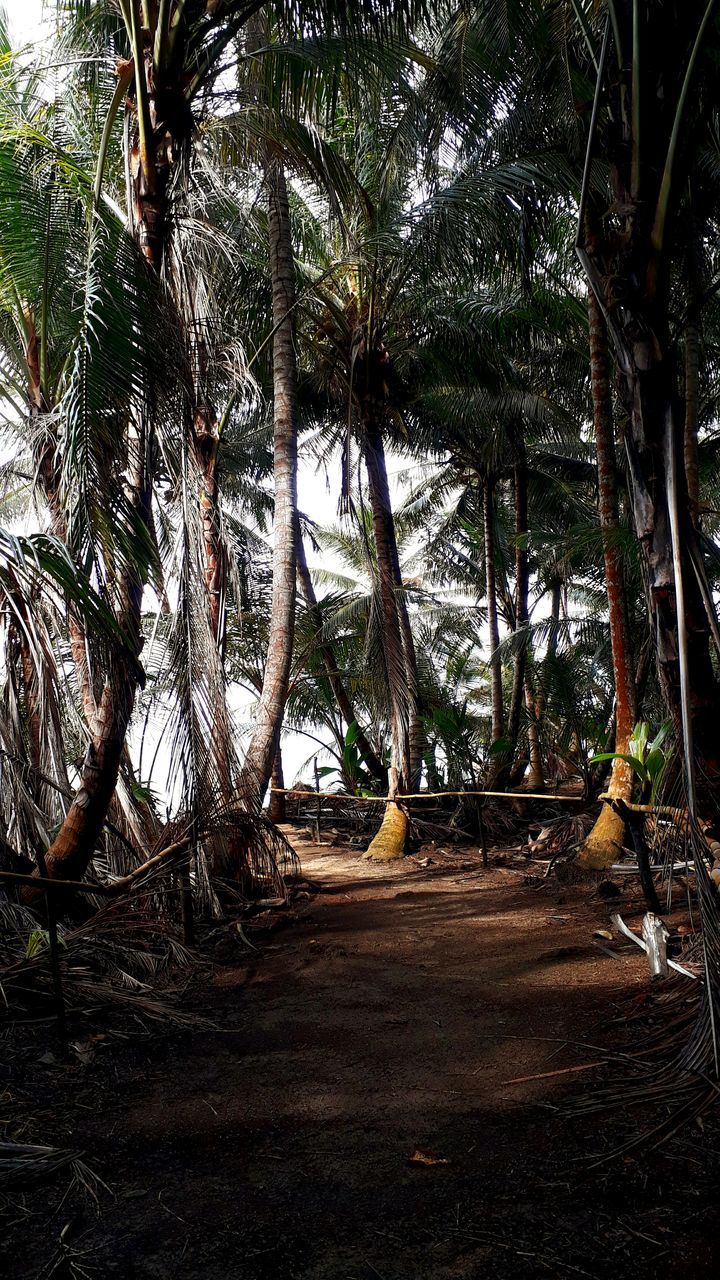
237;146;298;806
294;515;388;787
0;38;180;880
579;289;637;868
572;1;720;799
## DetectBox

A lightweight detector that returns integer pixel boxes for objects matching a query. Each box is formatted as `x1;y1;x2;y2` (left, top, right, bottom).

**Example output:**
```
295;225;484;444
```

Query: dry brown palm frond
0;1143;97;1192
0;887;206;1031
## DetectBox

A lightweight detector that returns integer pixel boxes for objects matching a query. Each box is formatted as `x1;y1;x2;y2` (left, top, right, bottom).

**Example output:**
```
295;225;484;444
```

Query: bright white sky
6;0;45;44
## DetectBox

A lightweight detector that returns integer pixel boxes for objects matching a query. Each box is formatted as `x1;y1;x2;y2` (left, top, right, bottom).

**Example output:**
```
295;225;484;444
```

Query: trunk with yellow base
579;293;636;870
365;767;408;861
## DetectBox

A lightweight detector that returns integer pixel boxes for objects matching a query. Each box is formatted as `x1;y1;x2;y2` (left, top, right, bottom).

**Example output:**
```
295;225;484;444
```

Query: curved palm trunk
18;42;170;886
42;436;150;881
238;158;297;808
19;295;150;883
580;292;637;870
295;516;388;786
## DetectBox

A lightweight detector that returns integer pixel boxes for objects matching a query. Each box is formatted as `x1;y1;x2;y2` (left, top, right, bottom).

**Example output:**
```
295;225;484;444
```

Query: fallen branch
611;912;697;980
501;1061;604;1085
0;836;192;898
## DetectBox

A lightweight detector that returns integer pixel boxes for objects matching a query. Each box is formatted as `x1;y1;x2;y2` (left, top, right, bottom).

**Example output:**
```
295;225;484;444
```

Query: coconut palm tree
0;31;181;881
579;289;637;868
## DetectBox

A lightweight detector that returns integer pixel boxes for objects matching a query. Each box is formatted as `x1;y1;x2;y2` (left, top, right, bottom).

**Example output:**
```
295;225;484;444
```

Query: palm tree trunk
295;516;388;786
193;399;226;651
483;474;504;745
365;764;408;862
621;345;719;788
507;435;529;756
362;420;416;794
535;577;561;724
580;292;637;869
267;743;286;824
41;432;150;882
684;320;700;530
238;157;298;808
525;673;545;791
19;301;150;884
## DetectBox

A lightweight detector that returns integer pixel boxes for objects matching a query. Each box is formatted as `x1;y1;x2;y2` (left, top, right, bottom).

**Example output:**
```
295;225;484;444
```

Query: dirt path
6;834;720;1278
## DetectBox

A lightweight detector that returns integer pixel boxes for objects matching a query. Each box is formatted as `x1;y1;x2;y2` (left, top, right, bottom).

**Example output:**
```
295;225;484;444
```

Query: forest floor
3;827;720;1279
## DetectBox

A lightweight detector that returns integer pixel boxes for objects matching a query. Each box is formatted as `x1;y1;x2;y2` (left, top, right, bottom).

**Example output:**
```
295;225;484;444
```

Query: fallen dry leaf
407;1147;450;1167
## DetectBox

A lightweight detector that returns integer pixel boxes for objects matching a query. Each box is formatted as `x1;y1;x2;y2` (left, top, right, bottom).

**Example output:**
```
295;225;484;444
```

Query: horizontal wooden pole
272;788;582;804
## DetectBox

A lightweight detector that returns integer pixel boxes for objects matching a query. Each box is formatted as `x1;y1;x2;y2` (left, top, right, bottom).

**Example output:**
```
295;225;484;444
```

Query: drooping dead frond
0;1143;88;1189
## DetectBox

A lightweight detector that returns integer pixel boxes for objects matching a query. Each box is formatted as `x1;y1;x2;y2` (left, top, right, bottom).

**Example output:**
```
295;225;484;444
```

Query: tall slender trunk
580;292;637;869
684;320;700;530
363;421;416;792
295;516;388;786
621;341;719;787
483;474;504;745
17;607;43;785
524;673;545;791
507;434;529;755
267;743;286;824
535;577;561;725
578;13;720;802
238;157;298;807
193;397;226;652
41;430;150;881
21;41;172;884
20;297;150;883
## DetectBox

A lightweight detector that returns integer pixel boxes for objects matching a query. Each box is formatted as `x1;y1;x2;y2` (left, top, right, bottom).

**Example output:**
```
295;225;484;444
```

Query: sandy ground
3;830;720;1279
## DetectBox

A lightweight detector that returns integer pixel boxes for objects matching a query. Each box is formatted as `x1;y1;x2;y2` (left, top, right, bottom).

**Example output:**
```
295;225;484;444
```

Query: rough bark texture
20;279;148;883
580;293;637;870
684;321;700;530
42;435;149;881
524;673;545;791
238;158;298;808
621;342;718;783
363;421;416;792
295;516;388;787
193;398;226;652
506;438;529;756
365;766;407;861
581;3;720;802
267;744;286;825
483;475;504;745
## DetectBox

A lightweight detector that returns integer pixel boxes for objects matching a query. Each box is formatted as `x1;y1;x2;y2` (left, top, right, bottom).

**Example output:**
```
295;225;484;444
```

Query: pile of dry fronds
0;885;205;1037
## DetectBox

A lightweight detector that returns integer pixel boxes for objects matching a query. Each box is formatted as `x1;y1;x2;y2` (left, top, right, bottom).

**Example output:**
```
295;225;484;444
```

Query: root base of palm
364;802;408;861
577;803;625;871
